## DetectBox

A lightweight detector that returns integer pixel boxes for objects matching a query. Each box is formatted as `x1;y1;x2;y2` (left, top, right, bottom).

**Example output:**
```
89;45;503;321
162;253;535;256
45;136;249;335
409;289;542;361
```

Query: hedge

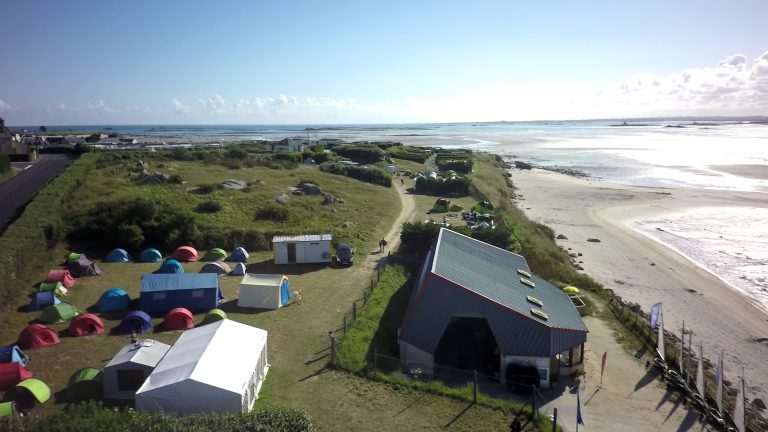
413;176;470;195
1;402;315;432
319;162;392;187
387;147;428;163
0;154;94;307
330;144;386;163
0;153;10;174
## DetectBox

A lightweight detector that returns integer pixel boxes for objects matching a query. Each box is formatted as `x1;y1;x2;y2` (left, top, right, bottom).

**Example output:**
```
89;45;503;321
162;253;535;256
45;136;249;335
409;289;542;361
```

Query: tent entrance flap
434;317;500;377
280;280;290;306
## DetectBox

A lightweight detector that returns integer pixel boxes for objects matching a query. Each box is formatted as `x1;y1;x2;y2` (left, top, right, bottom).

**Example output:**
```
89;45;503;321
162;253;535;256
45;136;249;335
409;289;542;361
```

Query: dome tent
119;311;152;333
0;345;29;366
164;308;194;331
27;292;60;311
227;247;249;262
97;288;131;312
39;303;81;324
66;367;103;402
69;313;105;336
65;255;104;277
45;269;75;288
38;281;67;297
13;378;51;410
0;363;33;392
18;324;60;350
172;246;198;262
139;248;163;263
105;248;131;263
155;259;184;274
200;261;231;275
200;309;226;326
205;248;227;261
231;262;246;276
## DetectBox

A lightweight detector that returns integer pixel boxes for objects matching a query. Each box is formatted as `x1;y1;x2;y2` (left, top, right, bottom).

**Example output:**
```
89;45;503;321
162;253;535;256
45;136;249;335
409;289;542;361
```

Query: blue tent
231;262;246;276
119;311;152;333
97;288;131;312
105;248;131;263
140;273;220;315
227;247;249;262
155;259;184;274
139;248;163;263
28;292;60;311
0;345;30;367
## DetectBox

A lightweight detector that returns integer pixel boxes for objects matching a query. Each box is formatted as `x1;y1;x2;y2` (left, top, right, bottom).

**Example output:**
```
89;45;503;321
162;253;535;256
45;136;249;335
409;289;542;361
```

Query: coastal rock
577;252;582;256
297;182;322;195
587;238;601;243
274;195;288;204
556;234;568;240
514;161;533;170
222;179;247;189
322;193;335;205
145;172;169;184
574;265;584;270
292;190;305;196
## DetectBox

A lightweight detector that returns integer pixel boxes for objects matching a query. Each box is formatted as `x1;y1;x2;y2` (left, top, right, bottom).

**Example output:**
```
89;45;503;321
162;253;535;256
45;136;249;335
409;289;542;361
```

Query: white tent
238;274;290;310
103;340;171;400
135;319;268;414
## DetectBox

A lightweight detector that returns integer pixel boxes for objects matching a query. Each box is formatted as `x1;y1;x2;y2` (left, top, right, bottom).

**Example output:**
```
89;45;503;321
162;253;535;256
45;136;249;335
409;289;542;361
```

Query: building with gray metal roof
103;340;171;400
399;228;588;388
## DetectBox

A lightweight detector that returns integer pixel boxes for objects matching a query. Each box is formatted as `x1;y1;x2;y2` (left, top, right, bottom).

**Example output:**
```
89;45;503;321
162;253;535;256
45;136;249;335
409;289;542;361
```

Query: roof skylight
520;278;535;288
531;308;549;320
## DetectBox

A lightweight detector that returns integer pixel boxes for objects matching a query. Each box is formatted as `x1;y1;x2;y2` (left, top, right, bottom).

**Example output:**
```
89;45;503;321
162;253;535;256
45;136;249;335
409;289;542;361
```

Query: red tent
68;313;105;336
172;246;198;262
0;363;33;391
18;324;60;350
45;269;76;288
164;307;194;330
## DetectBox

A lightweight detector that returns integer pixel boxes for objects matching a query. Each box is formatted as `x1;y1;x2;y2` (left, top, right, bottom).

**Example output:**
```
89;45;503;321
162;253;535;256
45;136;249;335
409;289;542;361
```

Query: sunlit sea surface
34;121;768;307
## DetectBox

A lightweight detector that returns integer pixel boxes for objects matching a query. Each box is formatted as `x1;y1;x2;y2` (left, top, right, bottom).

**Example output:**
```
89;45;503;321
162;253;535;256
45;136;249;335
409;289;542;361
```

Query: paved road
0;154;74;233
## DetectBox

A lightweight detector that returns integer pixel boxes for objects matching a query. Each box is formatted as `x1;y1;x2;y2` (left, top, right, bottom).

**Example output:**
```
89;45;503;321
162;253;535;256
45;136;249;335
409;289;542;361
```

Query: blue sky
1;0;767;125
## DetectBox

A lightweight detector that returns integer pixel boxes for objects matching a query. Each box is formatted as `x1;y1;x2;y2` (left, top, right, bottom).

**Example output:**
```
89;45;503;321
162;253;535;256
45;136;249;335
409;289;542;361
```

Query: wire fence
608;293;767;432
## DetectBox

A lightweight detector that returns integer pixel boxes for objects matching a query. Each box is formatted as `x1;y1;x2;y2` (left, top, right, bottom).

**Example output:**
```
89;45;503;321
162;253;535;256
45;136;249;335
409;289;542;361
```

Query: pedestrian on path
509;417;521;432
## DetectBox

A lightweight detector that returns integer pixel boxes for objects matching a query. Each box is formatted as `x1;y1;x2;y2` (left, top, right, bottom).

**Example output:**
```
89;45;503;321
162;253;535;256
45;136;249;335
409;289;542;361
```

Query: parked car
336;244;354;266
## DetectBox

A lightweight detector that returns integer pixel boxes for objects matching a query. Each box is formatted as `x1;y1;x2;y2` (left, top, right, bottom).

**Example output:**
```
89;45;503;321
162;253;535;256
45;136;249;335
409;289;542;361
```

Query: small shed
140;273;220;315
238;274;290;310
135;320;269;414
272;234;332;265
103;340;171;400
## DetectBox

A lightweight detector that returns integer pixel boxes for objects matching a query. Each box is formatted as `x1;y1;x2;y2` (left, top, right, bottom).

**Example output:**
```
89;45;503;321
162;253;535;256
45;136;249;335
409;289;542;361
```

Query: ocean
29;121;768;308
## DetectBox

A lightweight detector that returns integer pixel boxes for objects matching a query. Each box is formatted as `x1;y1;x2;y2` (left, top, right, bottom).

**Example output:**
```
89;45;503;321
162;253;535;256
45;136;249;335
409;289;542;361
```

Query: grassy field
73;159;399;252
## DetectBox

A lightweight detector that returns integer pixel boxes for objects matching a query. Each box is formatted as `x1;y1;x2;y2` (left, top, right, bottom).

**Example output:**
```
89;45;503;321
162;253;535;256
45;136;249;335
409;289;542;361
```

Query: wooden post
552;408;558;432
353;302;357;321
371;279;374;291
473;370;478;403
364;290;368;306
330;333;336;363
343;315;347;337
377;266;381;281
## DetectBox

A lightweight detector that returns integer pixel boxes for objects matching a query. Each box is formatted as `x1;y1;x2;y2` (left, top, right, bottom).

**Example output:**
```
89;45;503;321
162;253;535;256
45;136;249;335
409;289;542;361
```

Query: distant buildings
0;118;34;159
265;138;311;153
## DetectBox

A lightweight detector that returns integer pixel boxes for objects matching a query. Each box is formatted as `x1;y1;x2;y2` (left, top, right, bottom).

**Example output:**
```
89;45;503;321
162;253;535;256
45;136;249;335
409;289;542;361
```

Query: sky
1;0;767;125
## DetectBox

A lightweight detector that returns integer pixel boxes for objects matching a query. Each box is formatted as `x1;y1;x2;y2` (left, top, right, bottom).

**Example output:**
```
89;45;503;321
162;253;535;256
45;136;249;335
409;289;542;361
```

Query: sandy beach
507;167;768;404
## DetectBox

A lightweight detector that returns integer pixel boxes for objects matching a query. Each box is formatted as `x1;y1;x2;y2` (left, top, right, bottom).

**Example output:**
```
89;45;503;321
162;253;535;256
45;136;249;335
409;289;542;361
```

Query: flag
734;375;745;432
657;309;665;362
649;302;662;329
716;351;723;415
600;351;607;384
576;389;585;427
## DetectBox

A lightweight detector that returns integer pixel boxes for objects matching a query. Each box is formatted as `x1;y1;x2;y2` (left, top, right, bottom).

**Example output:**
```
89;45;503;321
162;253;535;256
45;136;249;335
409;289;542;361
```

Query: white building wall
274;240;330;264
501;354;552;389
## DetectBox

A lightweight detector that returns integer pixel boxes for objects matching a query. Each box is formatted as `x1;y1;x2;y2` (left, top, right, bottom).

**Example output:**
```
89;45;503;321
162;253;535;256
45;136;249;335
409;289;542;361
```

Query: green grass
73;159;398;253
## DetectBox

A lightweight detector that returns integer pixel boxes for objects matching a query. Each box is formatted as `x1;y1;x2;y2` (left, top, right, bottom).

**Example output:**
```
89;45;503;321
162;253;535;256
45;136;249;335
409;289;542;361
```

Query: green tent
0;401;16;418
206;248;228;261
40;303;81;324
67;367;103;402
16;378;51;404
201;309;227;326
39;281;67;296
66;252;81;263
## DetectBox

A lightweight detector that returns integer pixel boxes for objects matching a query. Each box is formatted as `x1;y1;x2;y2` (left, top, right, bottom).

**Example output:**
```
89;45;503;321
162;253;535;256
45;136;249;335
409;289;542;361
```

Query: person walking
509;417;522;432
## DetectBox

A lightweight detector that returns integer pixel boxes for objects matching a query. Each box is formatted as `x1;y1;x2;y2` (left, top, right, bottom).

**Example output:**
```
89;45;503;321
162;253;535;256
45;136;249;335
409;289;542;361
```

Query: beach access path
508;167;768;404
0;153;73;232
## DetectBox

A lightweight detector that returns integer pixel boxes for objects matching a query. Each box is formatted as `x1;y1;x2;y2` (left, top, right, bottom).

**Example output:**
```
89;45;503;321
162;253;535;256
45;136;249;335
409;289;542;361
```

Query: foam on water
635;207;768;312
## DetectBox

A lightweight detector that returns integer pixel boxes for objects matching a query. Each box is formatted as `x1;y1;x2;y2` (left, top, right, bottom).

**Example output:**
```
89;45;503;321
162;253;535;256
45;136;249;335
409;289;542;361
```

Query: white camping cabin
238;274;290;310
135;319;268;414
272;234;331;265
103;340;171;400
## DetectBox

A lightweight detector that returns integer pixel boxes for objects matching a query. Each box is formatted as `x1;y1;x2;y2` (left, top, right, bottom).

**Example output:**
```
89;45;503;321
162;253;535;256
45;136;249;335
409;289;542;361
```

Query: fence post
330;332;336;364
364;290;368;306
343;315;347;337
473;370;478;403
552;408;557;432
371;279;374;292
353;302;357;321
377;266;381;281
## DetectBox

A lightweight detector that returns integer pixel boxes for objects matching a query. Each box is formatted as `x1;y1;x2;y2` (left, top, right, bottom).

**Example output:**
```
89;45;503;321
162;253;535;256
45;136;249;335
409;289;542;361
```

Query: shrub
331;144;386;163
0;401;315;432
0;153;10;174
388;146;428;163
74;143;93;154
400;221;518;257
196;183;221;194
436;159;473;173
196;200;222;214
168;174;184;184
255;203;289;222
413;176;470;196
319;162;392;187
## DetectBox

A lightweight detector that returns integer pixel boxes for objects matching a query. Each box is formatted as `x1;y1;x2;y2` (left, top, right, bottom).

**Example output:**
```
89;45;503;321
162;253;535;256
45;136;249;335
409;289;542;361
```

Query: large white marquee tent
135;319;269;414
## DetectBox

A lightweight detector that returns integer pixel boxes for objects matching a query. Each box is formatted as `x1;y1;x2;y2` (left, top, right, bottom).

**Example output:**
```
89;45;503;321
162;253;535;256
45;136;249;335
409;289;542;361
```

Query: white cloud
198;94;226;114
0;99;12;111
173;97;190;115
